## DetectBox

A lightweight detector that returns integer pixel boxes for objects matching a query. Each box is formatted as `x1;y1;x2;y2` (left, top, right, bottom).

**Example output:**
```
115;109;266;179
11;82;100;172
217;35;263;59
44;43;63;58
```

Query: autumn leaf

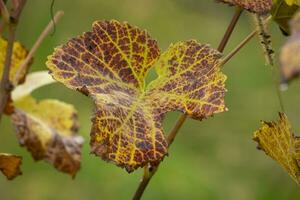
253;113;300;184
11;71;55;100
0;153;22;180
11;96;83;177
0;37;28;86
217;0;273;14
280;11;300;84
46;20;227;172
10;71;84;177
272;0;299;35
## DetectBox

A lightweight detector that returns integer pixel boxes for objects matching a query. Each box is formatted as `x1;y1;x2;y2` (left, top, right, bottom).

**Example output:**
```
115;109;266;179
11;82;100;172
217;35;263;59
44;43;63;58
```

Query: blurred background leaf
272;0;299;35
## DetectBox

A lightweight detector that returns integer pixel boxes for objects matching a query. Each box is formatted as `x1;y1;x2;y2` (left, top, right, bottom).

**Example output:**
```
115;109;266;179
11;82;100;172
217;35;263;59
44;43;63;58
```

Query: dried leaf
46;20;227;172
11;96;83;177
253;113;300;184
0;153;22;180
0;37;28;86
217;0;273;14
280;11;300;84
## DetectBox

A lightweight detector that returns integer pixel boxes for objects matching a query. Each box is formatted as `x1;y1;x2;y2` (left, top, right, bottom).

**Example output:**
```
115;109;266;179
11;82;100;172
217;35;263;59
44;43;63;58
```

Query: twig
219;16;272;68
0;0;10;24
132;7;244;200
218;7;243;52
0;25;15;120
10;0;27;22
11;0;20;10
0;0;26;121
218;30;256;68
13;10;64;85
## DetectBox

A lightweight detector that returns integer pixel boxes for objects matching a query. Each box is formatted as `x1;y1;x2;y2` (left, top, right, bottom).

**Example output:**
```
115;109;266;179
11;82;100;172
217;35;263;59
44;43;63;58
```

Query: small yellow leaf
253;113;300;184
0;37;28;86
12;96;83;177
280;11;300;83
218;0;273;14
12;71;55;101
46;20;227;172
0;153;22;180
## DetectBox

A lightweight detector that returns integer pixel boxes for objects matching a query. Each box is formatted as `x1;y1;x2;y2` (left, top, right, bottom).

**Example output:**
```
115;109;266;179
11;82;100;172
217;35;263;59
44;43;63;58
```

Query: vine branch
218;29;256;68
0;4;63;122
132;7;244;200
0;0;26;121
218;7;243;52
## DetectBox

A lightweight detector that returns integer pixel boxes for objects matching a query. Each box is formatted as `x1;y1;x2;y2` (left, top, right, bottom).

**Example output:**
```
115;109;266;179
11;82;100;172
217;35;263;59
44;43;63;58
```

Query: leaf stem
13;10;64;85
218;7;243;52
0;0;26;121
219;16;272;68
218;29;256;68
132;7;243;200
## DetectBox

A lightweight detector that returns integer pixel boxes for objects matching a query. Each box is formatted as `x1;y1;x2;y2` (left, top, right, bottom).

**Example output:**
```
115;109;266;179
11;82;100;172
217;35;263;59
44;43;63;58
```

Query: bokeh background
1;0;300;199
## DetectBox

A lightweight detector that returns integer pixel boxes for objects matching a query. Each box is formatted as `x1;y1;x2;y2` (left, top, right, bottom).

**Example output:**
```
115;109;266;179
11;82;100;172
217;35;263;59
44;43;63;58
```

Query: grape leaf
280;11;300;83
253;113;300;184
217;0;273;14
0;153;22;180
272;0;299;35
0;37;28;86
46;20;227;172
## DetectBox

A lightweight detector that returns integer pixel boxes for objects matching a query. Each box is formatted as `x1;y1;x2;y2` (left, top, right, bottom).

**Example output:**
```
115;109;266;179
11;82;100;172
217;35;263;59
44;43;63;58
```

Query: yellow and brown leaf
280;11;300;83
253;113;300;184
47;20;227;172
146;41;226;119
0;153;22;180
217;0;273;14
11;96;83;177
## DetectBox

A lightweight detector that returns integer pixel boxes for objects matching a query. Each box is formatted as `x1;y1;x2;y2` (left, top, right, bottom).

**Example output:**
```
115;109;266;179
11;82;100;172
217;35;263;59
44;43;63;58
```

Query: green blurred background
1;0;300;199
